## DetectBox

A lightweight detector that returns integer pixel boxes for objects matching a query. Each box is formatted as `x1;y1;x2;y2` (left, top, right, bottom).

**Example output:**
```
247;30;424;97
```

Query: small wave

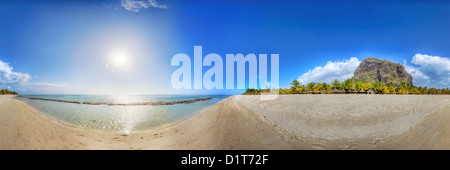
17;95;212;106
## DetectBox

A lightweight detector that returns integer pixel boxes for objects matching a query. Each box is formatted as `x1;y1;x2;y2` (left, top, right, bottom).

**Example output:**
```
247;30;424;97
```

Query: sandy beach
2;94;450;150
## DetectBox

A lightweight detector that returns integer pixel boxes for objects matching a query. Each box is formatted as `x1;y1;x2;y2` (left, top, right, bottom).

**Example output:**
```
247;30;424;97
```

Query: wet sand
1;95;450;150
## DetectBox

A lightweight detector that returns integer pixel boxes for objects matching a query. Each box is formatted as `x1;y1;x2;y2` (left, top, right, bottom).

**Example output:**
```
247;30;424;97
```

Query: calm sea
17;95;228;133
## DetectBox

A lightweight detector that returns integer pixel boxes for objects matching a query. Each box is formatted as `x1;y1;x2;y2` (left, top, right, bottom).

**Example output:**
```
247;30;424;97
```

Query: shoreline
14;96;114;134
14;95;221;134
131;97;232;134
2;95;450;149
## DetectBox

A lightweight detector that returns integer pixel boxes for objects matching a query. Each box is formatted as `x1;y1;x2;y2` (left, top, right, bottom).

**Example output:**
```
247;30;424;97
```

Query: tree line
243;78;450;95
0;89;18;95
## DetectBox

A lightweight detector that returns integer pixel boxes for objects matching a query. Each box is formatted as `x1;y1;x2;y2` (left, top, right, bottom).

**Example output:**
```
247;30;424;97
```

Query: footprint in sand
338;144;358;150
312;143;327;149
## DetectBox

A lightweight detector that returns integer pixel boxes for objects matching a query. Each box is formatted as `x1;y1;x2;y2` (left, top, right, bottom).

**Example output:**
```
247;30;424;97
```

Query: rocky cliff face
353;56;413;86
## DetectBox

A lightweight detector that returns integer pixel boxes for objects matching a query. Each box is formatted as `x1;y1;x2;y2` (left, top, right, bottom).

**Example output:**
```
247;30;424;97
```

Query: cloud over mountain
297;54;450;89
298;57;361;84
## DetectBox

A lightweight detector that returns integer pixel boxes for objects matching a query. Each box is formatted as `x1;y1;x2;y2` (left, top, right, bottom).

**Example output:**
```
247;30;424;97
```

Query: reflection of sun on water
108;95;146;134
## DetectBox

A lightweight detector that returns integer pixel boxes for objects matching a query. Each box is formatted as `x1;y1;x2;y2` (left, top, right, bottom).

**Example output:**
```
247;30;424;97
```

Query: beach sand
1;94;450;150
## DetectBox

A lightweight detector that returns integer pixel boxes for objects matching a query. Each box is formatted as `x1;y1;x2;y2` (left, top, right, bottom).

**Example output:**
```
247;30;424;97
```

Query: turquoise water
17;95;228;133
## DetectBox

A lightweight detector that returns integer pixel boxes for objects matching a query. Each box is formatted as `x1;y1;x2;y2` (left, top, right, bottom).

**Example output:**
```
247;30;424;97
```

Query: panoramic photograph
2;0;450;156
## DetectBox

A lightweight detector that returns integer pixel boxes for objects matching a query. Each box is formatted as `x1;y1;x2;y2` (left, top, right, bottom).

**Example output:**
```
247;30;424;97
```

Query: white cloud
411;54;450;77
404;54;450;88
0;60;31;84
297;54;450;89
298;57;361;84
0;60;67;92
404;60;429;87
26;82;68;88
121;0;167;12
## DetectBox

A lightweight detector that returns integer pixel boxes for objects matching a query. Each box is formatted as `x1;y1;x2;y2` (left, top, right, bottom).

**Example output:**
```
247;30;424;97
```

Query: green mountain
352;56;413;86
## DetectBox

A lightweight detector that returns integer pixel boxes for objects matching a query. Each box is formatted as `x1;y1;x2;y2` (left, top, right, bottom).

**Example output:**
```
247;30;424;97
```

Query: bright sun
113;53;128;66
106;51;132;73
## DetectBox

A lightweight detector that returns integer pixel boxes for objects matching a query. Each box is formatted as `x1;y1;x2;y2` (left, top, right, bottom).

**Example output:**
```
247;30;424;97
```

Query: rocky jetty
17;95;212;106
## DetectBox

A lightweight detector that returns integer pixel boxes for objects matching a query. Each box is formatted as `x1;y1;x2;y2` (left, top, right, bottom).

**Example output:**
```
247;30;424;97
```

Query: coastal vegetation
0;89;18;95
244;56;447;95
243;79;450;95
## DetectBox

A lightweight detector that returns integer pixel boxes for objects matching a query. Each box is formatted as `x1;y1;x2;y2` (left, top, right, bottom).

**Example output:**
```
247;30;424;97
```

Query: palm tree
297;83;305;94
362;82;373;91
321;82;329;91
313;83;323;92
289;79;300;94
331;79;341;89
398;86;407;94
355;81;363;91
372;81;386;94
306;82;315;91
326;85;333;92
422;87;428;94
248;79;450;96
380;86;389;94
287;89;293;94
388;84;396;94
401;81;408;88
430;88;438;94
341;78;353;92
401;80;411;94
410;87;419;94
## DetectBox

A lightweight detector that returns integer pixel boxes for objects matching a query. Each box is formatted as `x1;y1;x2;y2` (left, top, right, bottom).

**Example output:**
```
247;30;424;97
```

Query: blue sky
1;0;450;94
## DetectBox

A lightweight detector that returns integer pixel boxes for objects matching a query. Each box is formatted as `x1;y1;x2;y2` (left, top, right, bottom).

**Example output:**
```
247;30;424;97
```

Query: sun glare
106;51;132;73
113;53;128;66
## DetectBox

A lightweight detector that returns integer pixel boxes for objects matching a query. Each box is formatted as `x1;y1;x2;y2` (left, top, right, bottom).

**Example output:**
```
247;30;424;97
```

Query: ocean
16;95;228;133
